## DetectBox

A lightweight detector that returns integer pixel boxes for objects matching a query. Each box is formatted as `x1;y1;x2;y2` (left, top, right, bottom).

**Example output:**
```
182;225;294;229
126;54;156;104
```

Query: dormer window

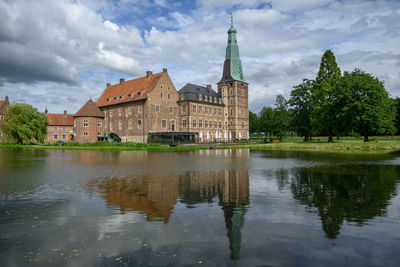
107;98;109;103
214;97;217;103
205;95;208;102
114;97;117;102
128;94;131;99
119;96;122;101
199;94;202;100
219;98;222;104
180;94;184;100
138;92;141;97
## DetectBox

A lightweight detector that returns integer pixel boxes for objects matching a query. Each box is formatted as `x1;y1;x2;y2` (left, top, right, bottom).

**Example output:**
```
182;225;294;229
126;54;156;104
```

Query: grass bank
1;137;400;153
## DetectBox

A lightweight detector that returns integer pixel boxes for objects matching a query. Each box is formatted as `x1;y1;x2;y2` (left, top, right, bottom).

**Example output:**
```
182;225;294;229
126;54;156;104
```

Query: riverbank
1;138;400;153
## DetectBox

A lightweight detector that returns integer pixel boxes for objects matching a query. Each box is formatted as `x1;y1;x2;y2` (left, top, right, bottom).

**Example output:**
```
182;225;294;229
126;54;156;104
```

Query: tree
249;111;259;133
312;50;341;142
0;103;49;144
288;79;315;141
394;98;400;135
259;107;274;137
335;69;396;142
271;95;291;141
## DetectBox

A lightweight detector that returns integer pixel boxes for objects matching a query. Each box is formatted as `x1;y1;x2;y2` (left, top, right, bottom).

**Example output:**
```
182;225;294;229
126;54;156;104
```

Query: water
0;148;400;266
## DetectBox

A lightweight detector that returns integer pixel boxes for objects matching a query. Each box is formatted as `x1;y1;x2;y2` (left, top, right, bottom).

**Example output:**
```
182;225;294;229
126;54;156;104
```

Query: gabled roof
178;83;224;106
45;114;74;126
74;99;104;118
97;72;163;107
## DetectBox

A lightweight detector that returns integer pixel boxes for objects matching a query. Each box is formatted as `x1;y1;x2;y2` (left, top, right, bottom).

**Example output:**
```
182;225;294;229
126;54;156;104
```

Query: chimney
207;84;212;89
64;110;67;118
163;68;168;73
120;78;125;84
106;82;111;87
5;96;9;103
146;71;153;78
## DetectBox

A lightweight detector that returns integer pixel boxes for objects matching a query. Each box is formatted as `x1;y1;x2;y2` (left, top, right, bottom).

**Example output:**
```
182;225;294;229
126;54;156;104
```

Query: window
119;96;122;101
114;97;117;102
155;105;160;112
192;104;196;113
182;105;186;113
205;120;208;128
54;126;57;131
230;99;233;105
62;127;66;131
119;120;122;130
128;119;132;129
83;120;88;127
209;120;212;128
109;110;113;117
107;98;109;103
137;92;141;97
230;89;233;95
242;121;245;128
97;132;102;136
241;109;244;116
137;119;142;129
160;93;163;99
97;120;102;127
219;121;222;128
209;107;212;114
230;109;233;116
138;106;142;113
205;95;208;102
205;106;208;114
193;119;196;128
62;134;66;139
53;134;58;139
162;120;167;128
219;99;222;104
199;106;202;113
199;94;202;100
182;119;186;128
219;108;222;115
180;94;184;100
214;108;217;114
170;107;173;113
199;120;202;128
118;108;122;116
214;121;217;128
128;107;132;115
128;94;131;99
83;132;89;136
168;94;171;99
214;97;217;103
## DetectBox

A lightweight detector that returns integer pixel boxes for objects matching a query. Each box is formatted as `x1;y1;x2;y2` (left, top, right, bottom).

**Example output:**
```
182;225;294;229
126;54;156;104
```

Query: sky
0;0;399;114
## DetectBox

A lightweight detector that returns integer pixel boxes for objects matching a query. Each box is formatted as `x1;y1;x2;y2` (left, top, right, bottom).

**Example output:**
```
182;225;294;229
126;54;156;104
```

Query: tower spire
218;19;246;84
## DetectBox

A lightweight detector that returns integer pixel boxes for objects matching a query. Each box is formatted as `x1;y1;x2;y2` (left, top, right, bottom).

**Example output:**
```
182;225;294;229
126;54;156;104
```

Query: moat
0;148;400;266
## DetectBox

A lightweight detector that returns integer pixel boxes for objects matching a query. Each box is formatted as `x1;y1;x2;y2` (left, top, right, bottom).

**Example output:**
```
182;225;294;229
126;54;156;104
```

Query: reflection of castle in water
88;151;250;260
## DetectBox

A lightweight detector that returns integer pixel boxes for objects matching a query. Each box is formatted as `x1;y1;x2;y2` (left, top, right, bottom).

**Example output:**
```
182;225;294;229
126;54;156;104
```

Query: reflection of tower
219;169;249;260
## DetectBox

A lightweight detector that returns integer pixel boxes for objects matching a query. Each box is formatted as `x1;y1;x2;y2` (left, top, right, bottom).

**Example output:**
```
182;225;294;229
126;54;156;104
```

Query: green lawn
1;136;400;153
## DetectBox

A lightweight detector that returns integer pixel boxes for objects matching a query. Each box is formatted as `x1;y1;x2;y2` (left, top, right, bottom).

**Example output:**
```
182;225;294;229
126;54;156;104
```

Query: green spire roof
220;25;247;83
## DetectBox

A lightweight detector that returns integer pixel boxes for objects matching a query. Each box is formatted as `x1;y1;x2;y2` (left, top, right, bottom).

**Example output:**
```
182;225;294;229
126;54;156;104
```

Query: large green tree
289;79;315;141
312;50;341;142
271;95;291;141
249;111;259;133
259;107;274;137
335;69;396;142
1;103;49;144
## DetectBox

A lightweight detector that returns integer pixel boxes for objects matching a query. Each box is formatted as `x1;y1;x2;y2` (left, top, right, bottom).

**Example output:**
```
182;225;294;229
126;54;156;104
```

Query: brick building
44;110;74;142
73;99;105;143
97;68;179;143
0;96;10;140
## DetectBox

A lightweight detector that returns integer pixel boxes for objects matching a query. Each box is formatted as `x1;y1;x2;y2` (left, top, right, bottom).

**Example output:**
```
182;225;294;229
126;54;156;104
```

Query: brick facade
73;116;104;143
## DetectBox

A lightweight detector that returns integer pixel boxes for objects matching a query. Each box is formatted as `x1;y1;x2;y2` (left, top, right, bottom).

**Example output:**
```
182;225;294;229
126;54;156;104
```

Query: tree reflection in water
87;168;250;260
290;164;399;239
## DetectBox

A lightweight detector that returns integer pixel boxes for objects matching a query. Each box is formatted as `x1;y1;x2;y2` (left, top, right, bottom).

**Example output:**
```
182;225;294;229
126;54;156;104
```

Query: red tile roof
45;114;74;126
74;99;104;118
97;72;163;107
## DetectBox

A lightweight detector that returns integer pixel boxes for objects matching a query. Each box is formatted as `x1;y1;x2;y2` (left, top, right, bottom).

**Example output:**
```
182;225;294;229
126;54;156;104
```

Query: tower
217;21;249;140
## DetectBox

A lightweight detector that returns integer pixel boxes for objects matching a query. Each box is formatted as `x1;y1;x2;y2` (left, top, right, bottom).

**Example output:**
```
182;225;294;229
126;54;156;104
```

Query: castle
7;24;249;144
